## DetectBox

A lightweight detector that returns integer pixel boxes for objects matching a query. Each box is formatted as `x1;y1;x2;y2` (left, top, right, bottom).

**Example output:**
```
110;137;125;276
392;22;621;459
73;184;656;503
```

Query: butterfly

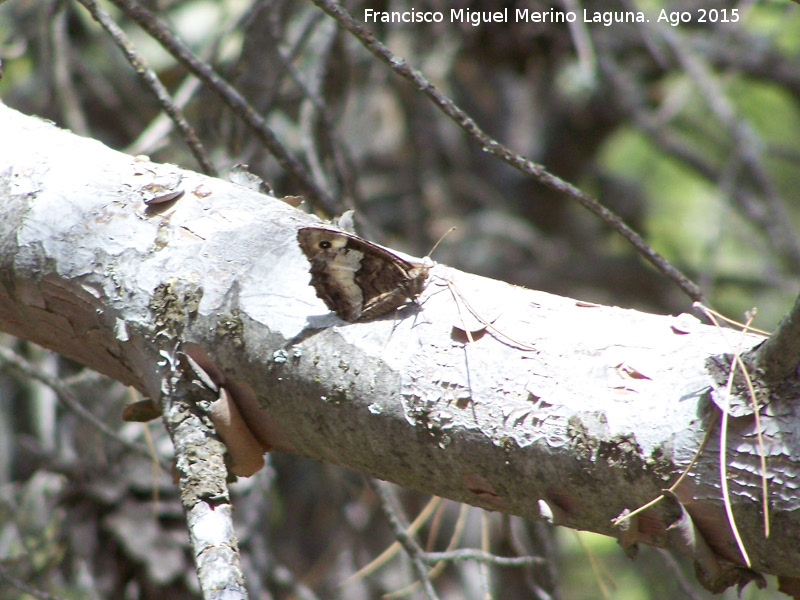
297;226;431;322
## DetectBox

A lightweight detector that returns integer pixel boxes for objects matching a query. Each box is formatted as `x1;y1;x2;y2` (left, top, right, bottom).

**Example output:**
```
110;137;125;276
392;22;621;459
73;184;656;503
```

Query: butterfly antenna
427;227;456;258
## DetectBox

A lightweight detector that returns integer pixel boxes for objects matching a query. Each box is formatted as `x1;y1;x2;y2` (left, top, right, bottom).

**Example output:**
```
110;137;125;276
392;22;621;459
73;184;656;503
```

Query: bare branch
163;359;249;600
105;0;339;214
745;290;800;382
308;0;705;303
370;479;441;600
0;346;167;470
2;100;798;595
76;0;217;176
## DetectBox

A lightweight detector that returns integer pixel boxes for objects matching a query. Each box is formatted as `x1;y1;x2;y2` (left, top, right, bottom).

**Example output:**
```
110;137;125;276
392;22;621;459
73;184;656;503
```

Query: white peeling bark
2;103;798;592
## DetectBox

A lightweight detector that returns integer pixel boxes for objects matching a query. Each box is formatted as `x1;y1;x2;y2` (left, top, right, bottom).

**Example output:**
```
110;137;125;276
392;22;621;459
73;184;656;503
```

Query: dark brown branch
107;0;340;215
308;0;705;304
75;0;217;176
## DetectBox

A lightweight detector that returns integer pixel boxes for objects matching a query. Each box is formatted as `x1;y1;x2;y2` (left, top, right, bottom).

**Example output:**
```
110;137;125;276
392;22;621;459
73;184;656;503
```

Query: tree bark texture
1;103;798;589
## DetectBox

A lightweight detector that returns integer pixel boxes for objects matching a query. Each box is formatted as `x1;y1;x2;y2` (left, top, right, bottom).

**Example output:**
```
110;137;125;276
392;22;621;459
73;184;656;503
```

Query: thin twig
369;479;442;600
733;349;770;538
479;510;493;600
693;305;761;566
308;0;705;303
75;0;217;175
575;532;614;599
124;74;204;157
384;501;470;599
106;0;339;214
0;347;169;471
0;563;68;600
340;495;443;587
657;26;800;270
717;330;752;566
443;277;537;351
696;307;770;538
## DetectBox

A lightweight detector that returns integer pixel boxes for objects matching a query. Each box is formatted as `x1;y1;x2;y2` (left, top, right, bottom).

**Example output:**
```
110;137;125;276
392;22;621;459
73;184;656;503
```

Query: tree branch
76;0;217;176
308;0;705;303
3;103;800;593
744;289;800;382
103;0;339;215
163;361;249;600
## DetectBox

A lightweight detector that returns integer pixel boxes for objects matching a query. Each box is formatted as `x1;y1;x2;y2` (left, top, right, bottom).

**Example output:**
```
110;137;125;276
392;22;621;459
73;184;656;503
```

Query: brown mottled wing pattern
297;226;430;322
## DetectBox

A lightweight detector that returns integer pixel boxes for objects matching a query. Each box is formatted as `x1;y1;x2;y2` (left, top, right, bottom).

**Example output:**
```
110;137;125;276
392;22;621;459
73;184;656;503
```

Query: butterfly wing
355;252;429;321
297;226;430;322
298;227;365;321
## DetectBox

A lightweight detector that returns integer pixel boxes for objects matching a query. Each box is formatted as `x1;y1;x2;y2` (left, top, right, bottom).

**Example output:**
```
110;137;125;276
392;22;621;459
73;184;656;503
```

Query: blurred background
1;0;799;598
